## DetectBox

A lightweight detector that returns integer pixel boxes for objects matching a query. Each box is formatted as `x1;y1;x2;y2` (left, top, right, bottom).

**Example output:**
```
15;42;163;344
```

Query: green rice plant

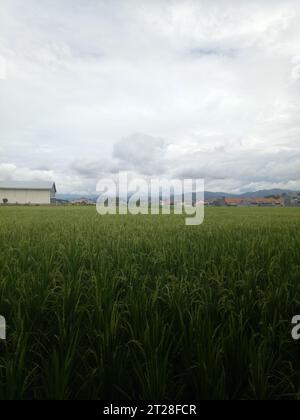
0;206;300;399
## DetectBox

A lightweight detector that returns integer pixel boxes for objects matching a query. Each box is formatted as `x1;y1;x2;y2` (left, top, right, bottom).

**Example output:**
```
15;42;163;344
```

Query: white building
0;181;56;205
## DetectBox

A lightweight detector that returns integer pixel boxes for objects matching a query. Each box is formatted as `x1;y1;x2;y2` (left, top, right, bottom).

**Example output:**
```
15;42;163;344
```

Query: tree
2;198;8;205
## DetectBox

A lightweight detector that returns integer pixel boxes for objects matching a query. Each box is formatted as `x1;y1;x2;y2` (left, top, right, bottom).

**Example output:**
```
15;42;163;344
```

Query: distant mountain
56;193;98;202
205;189;298;200
238;189;298;198
57;189;299;203
204;191;233;199
180;189;299;202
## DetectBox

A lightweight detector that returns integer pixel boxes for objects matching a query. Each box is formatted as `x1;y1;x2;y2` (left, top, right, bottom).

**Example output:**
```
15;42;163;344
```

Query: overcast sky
1;0;300;194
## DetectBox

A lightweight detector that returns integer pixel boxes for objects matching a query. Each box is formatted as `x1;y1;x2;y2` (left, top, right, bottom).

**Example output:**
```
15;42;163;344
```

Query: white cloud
0;162;54;182
0;0;300;193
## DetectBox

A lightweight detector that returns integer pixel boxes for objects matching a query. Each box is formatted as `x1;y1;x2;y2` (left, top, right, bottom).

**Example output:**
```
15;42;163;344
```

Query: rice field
0;206;300;400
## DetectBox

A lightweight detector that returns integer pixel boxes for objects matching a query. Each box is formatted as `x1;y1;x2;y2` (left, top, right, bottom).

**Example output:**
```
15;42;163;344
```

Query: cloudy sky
1;0;300;194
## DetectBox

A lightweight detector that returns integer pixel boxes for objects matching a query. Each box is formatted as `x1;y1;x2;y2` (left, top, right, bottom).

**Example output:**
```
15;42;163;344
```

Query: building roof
223;197;283;205
249;197;282;204
224;198;244;205
0;181;56;193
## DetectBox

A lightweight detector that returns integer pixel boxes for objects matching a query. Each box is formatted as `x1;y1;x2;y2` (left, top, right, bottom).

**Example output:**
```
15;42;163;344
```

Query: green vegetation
0;206;300;400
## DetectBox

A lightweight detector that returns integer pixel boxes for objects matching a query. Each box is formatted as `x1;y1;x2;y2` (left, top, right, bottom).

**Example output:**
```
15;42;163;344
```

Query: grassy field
0;206;300;400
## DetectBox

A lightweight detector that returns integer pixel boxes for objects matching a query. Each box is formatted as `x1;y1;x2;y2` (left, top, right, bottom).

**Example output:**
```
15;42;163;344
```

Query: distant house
224;198;245;206
0;181;56;205
283;194;300;207
70;198;95;205
214;196;284;207
248;197;283;207
215;197;246;206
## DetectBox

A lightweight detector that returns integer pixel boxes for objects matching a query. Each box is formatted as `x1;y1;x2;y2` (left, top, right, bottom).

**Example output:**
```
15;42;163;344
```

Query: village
0;181;300;208
204;194;300;207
